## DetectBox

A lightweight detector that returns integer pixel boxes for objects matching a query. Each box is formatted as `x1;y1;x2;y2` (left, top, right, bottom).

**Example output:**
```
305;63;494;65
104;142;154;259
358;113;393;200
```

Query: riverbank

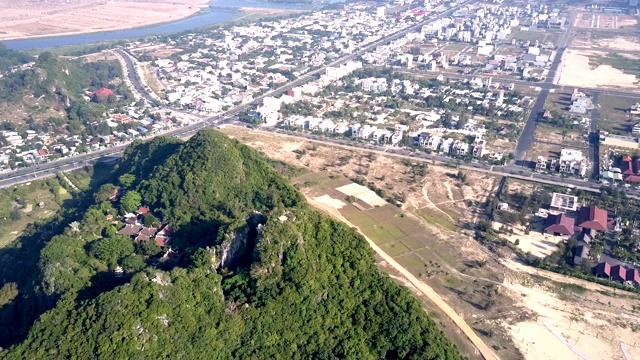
0;0;211;42
11;8;307;54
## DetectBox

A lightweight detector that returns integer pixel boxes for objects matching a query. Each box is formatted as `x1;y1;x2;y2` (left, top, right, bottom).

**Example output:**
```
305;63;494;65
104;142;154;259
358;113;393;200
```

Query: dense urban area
2;0;640;359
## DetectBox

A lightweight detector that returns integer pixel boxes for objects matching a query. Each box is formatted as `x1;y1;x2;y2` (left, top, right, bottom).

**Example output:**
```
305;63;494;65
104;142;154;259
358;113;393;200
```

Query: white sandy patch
596;37;640;52
492;221;563;258
313;194;346;210
336;183;387;207
503;279;640;360
558;50;638;88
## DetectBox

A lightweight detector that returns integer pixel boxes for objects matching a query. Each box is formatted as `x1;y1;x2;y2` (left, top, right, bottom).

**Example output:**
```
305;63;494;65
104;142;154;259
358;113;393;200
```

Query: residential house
452;140;469;156
155;225;173;247
577;205;608;232
535;156;548;172
573;244;590;266
550;193;579;212
426;134;442;151
118;224;143;236
569;89;593;114
135;226;158;242
627;268;640;286
558;148;587;177
594;262;611;278
544;213;575;236
472;139;487;158
611;265;627;283
441;138;454;153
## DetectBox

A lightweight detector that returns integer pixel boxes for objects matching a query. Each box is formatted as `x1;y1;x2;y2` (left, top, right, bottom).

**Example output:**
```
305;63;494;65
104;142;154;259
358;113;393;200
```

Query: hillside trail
306;196;500;360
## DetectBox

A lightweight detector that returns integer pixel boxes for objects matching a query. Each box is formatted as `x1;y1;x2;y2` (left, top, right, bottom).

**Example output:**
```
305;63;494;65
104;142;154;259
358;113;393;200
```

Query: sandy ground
0;0;210;41
502;260;640;360
595;37;640;52
558;50;638;89
491;221;563;258
307;196;499;360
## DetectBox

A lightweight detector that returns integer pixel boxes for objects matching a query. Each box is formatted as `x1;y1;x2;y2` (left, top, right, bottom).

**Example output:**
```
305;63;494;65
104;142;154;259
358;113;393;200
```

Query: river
2;0;315;51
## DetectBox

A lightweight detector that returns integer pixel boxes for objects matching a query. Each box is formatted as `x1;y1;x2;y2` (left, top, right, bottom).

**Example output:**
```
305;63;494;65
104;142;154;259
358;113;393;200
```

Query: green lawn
416;209;457;232
379;240;412;257
395;253;429;275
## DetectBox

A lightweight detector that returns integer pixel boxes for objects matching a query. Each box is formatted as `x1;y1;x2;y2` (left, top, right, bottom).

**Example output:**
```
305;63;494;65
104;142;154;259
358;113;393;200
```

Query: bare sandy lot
491;221;563;258
0;0;210;41
572;35;640;53
596;37;640;52
558;50;638;89
502;260;640;360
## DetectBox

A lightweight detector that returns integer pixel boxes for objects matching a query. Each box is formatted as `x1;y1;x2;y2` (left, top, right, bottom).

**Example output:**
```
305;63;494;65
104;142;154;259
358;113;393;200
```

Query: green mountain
0;130;462;359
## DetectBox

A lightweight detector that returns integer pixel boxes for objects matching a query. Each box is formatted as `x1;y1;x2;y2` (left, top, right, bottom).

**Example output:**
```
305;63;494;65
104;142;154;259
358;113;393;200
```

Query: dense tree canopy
1;130;462;359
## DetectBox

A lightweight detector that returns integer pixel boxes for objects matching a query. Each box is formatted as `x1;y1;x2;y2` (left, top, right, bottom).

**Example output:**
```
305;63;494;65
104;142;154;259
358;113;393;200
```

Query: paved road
114;49;156;103
589;93;600;179
0;1;476;189
513;14;575;162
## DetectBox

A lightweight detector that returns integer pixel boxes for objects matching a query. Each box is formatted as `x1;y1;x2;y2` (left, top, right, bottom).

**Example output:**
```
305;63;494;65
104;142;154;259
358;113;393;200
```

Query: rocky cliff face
219;213;267;270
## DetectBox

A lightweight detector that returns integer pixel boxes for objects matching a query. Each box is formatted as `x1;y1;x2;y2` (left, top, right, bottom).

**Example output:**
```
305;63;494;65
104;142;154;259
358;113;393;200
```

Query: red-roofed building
626;268;640;286
621;156;634;175
154;225;173;247
577;206;608;232
611;265;627;282
137;206;150;215
594;262;611;278
544;213;575;236
91;87;114;103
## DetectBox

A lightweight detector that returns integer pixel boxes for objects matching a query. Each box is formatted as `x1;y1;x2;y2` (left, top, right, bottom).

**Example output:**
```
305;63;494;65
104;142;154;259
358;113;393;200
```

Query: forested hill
1;130;463;359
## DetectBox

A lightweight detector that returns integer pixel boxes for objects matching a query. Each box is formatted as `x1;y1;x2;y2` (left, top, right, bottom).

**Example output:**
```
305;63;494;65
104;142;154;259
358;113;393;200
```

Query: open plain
0;0;210;41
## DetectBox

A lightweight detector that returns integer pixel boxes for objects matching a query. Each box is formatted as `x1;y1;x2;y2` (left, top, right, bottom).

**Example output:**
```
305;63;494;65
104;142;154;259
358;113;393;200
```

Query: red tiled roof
611;265;627;281
545;213;575;236
624;174;640;183
577;206;608;232
627;268;640;284
155;235;169;247
92;87;114;98
135;233;150;242
621;157;634;175
594;262;611;277
118;224;143;236
137;206;150;215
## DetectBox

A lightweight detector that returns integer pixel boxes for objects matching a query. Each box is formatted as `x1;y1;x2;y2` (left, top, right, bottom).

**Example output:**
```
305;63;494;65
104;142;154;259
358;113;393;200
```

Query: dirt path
422;183;456;223
443;182;455;202
306;196;500;360
59;173;78;192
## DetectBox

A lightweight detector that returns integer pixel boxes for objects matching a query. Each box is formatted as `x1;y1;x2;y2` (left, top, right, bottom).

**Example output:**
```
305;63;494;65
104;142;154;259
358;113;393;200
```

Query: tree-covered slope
1;130;463;359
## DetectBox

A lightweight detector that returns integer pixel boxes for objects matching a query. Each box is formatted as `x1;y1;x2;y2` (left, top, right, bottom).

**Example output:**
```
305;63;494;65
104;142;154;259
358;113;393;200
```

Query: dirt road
306;196;500;360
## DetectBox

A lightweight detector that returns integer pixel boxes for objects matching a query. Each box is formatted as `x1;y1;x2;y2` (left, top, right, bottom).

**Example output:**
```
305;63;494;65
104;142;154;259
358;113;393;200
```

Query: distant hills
0;130;463;359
